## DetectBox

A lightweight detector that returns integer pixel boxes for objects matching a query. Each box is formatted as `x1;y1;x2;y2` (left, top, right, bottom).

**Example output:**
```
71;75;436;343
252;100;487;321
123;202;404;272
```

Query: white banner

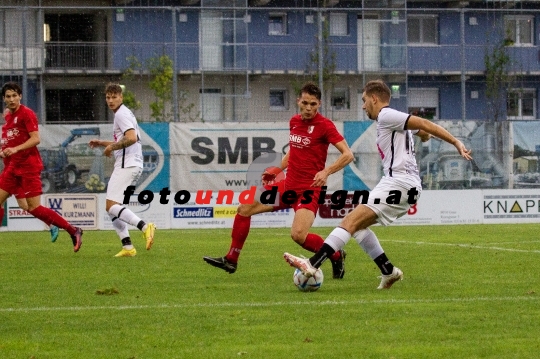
169;122;346;192
44;194;98;229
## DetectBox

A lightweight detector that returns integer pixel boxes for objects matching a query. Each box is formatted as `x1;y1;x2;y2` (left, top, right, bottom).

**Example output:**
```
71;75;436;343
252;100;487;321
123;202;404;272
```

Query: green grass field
1;223;539;359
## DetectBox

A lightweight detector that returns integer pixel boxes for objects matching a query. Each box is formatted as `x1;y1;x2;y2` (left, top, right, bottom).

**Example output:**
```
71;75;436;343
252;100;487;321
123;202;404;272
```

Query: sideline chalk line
1;295;537;313
385;239;540;254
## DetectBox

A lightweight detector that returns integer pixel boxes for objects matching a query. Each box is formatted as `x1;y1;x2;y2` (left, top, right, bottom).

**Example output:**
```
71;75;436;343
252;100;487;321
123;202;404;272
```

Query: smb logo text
191;137;276;164
484;195;540;218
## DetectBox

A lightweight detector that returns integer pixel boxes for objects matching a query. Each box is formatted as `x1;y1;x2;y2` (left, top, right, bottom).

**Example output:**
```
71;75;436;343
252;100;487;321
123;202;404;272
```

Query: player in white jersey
284;79;472;289
89;83;156;257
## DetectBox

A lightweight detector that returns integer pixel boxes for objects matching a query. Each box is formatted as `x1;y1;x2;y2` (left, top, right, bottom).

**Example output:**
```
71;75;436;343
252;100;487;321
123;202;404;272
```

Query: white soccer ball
293;268;324;292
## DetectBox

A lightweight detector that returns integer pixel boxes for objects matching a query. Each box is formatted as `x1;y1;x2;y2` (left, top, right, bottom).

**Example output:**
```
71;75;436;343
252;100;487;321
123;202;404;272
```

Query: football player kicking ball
204;82;354;279
284;80;472;289
0;82;83;250
89;83;155;257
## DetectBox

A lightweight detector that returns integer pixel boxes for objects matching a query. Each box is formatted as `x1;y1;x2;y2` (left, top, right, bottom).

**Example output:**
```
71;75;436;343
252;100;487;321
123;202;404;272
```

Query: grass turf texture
1;223;539;358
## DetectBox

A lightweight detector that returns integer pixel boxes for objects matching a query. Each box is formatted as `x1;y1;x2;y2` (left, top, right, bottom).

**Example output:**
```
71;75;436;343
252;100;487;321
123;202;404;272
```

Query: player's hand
88;139;101;148
261;166;285;186
454;140;472;160
419;132;431;142
2;147;18;157
0;150;5;158
311;170;329;187
103;145;113;157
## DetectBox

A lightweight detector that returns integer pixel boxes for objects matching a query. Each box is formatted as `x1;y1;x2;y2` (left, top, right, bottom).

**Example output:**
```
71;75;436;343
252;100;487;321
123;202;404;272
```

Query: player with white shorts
89;83;156;257
284;80;472;289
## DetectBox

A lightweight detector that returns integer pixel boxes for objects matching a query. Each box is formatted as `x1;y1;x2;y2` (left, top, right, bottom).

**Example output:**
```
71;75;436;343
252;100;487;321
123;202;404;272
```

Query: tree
147;55;174;122
484;37;513;122
122;54;200;122
292;15;338;111
120;56;142;112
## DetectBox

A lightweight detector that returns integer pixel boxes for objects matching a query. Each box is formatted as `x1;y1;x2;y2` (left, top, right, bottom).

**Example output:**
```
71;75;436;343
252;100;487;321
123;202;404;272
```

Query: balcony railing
1;42;537;74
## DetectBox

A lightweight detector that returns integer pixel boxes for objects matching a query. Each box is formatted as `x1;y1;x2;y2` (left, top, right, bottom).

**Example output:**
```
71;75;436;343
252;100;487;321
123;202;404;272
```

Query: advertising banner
169;122;346;193
5;196;44;231
482;189;540;223
44;194;98;229
34;123;168;195
170;192;294;229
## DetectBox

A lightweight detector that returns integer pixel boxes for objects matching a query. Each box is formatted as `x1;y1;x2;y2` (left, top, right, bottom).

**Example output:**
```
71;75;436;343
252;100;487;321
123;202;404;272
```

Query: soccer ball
293;268;324;292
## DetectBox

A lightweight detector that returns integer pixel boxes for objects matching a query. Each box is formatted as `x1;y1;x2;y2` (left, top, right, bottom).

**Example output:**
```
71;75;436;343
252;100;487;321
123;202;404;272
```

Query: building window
331;88;350;110
269;13;287;36
45;89;99;123
504;15;533;46
507;89;536;119
408;15;438;45
408;88;439;120
270;89;288;110
329;13;348;36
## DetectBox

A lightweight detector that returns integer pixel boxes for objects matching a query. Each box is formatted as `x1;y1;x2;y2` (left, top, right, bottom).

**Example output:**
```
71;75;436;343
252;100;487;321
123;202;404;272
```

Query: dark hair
2;82;22;97
363;80;391;103
299;82;322;101
105;82;123;95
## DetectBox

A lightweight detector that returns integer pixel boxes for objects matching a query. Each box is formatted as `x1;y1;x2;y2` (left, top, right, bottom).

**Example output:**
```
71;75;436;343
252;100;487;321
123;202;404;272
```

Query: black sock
136;220;146;231
309;243;335;268
121;237;132;246
374;253;394;275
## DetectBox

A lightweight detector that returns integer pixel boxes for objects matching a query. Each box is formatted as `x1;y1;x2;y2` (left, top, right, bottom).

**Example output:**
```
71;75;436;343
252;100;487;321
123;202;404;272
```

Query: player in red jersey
284;80;472;289
0;82;83;251
204;82;354;278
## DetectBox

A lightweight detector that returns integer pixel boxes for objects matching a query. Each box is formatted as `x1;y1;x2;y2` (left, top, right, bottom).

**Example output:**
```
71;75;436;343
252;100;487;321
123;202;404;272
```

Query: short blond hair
363;80;391;103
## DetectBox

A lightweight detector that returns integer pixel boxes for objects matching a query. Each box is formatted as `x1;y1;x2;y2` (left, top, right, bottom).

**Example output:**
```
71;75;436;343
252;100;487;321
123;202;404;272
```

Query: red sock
303;233;341;261
226;214;251;263
29;206;77;235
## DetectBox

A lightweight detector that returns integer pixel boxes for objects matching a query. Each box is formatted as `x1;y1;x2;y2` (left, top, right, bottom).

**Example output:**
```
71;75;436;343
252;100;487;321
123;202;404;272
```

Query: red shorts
0;169;43;199
264;180;321;215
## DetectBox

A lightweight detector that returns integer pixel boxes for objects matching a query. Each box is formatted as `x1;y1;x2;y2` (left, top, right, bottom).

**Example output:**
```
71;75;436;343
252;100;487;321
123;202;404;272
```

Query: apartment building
0;0;539;124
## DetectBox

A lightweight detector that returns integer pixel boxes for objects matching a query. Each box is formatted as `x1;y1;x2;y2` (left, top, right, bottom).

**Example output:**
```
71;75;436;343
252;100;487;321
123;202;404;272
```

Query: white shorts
106;167;142;204
364;176;422;226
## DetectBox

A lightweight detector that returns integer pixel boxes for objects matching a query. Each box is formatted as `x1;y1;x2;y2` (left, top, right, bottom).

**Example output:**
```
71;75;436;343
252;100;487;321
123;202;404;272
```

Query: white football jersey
376;107;421;187
112;104;143;169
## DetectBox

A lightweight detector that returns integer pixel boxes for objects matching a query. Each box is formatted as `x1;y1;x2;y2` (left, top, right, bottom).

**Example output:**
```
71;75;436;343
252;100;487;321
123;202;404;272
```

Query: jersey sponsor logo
6;128;19;140
289;134;311;146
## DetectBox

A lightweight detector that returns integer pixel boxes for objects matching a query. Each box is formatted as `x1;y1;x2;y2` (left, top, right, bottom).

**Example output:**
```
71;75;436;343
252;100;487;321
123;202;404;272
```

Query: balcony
9;41;535;75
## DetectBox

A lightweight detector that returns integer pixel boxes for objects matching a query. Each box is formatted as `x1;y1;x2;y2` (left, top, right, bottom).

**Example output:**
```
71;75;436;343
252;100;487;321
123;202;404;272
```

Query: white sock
108;204;142;228
325;227;351;251
109;213;129;239
353;228;384;260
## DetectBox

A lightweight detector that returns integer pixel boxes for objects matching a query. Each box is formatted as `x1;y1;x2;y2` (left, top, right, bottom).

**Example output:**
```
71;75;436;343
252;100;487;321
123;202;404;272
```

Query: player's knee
236;203;261;217
290;230;306;244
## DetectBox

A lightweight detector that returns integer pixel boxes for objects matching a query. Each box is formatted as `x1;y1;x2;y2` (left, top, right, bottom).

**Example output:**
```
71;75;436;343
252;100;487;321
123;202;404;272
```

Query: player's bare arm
311;139;354;187
406;116;472;160
1;131;40;157
103;129;137;157
88;139;114;148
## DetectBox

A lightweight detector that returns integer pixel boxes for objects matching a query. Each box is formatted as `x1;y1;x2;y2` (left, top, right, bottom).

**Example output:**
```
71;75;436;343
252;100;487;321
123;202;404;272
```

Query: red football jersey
285;112;344;191
1;105;43;174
